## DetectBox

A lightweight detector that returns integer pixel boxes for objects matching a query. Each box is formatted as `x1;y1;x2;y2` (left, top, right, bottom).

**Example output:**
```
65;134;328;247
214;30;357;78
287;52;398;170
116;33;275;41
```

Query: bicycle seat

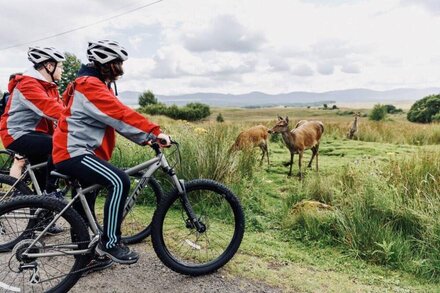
50;171;71;180
5;149;25;159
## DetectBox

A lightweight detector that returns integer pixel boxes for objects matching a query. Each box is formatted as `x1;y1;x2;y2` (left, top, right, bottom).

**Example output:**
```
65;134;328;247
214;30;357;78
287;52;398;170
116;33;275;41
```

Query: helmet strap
43;62;57;83
110;62;124;77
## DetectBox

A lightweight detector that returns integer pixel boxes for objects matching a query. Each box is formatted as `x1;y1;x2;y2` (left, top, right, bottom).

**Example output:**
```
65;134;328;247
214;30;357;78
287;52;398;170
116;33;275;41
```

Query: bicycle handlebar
148;138;178;154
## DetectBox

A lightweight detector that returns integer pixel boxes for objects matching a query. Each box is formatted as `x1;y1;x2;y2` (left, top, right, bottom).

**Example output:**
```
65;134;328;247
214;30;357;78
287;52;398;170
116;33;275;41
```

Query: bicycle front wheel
0;196;91;292
151;179;245;276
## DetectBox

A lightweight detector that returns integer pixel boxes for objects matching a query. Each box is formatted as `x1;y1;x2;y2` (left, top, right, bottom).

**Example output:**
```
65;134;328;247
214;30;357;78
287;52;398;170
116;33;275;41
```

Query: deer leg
308;147;317;168
315;144;320;171
264;143;270;166
288;153;294;176
298;151;303;179
259;145;265;165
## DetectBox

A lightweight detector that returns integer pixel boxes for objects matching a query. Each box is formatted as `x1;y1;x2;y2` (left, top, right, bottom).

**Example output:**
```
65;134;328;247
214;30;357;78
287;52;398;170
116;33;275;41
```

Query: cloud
268;57;291;72
291;64;314;76
147;45;258;79
341;63;360;74
400;0;440;15
3;0;440;95
317;63;335;75
182;15;266;53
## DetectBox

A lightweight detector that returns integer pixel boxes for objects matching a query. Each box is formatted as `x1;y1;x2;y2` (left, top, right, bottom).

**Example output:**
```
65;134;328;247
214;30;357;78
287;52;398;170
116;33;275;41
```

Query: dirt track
71;243;283;293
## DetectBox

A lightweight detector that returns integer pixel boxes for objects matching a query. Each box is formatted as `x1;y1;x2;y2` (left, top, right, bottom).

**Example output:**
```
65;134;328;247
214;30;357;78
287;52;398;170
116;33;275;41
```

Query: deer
229;125;272;165
270;116;324;177
347;112;360;139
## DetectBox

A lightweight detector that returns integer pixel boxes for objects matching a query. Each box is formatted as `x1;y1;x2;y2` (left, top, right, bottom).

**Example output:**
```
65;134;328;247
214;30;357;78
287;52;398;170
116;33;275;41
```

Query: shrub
383;104;403;114
216;113;224;122
369;104;386;121
141;102;211;121
407;95;440;123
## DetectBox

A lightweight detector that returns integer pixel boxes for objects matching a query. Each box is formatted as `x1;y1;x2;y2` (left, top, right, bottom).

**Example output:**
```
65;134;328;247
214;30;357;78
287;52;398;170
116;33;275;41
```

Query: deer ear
285;116;289;123
277;115;283;120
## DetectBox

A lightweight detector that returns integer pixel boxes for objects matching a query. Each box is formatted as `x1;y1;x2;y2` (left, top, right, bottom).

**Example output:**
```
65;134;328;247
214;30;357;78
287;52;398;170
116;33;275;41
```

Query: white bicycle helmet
87;40;128;64
28;46;65;64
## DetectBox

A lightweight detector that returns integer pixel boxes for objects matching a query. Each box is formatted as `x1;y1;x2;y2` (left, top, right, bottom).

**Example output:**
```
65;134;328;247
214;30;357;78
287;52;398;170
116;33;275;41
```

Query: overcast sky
1;0;440;95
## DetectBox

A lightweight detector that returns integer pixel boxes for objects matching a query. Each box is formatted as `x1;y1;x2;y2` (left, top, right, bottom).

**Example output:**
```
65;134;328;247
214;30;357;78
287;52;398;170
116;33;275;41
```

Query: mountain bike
0;140;245;292
0;149;163;245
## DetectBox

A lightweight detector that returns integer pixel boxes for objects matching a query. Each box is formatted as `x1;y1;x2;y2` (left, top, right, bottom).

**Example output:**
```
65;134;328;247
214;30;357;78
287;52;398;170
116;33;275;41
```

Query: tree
138;90;158;107
369;104;387;121
331;105;338;110
59;52;81;95
407;95;440;123
216;113;224;122
383;104;403;114
323;103;328;109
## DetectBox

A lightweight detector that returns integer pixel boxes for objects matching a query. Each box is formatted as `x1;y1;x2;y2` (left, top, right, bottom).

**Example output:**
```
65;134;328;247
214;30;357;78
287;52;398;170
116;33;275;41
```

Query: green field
78;107;440;292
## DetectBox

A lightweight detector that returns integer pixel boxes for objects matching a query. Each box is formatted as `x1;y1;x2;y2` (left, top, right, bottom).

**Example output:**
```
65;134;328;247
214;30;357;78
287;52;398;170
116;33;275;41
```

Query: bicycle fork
175;179;206;233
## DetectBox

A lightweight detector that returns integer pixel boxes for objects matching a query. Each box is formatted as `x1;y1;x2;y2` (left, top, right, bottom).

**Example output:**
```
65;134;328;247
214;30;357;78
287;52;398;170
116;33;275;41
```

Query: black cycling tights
56;154;130;248
7;131;57;192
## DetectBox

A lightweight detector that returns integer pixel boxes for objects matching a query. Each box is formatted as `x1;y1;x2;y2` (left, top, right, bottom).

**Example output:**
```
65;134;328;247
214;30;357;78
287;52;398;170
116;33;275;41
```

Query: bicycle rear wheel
151;179;245;276
0;196;91;292
0;150;14;175
0;174;33;201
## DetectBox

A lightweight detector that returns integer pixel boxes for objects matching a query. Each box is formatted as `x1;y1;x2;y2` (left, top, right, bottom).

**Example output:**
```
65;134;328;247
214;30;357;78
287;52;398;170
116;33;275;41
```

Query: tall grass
168;122;258;183
281;149;440;279
323;119;440;145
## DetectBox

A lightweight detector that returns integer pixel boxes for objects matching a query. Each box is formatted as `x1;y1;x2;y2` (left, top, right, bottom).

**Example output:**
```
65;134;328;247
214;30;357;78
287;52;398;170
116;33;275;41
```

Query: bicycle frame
0;159;47;201
22;146;185;259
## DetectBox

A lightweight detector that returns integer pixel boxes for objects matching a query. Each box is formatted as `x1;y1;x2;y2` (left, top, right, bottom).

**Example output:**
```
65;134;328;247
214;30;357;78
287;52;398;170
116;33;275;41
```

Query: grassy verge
103;108;440;291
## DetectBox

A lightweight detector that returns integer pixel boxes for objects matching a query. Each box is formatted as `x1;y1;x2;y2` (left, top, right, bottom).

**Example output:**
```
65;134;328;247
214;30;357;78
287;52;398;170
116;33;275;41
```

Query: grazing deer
270;116;324;177
347;112;360;139
229;125;272;165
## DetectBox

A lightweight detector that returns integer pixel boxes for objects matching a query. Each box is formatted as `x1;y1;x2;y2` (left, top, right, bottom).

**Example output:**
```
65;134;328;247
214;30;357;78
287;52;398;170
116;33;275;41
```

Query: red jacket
52;65;161;164
0;68;64;148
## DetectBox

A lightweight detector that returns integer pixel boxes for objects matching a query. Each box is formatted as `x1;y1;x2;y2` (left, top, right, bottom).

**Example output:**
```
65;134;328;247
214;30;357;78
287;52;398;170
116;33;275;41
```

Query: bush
141;102;211;121
216;113;224;122
383;104;403;114
407;95;440;123
369;104;386;121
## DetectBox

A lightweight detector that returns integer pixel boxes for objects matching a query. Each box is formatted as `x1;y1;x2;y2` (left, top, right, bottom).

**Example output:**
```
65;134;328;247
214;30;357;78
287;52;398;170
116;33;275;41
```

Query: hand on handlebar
156;133;172;148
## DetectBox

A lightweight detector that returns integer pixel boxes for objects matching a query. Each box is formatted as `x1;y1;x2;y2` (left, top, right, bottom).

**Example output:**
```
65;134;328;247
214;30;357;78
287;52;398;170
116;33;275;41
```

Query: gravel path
71;243;283;293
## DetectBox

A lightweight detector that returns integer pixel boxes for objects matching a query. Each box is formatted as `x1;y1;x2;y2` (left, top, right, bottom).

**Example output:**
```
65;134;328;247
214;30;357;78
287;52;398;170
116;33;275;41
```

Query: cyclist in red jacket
0;47;66;234
0;47;65;193
53;40;170;264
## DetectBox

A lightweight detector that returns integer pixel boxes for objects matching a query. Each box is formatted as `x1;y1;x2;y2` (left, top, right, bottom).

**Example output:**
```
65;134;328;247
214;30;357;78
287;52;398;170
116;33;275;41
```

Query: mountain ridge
118;88;440;107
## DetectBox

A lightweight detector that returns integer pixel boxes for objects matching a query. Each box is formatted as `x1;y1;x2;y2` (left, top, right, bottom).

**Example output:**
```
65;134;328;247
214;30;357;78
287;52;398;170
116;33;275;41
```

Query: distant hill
118;88;440;107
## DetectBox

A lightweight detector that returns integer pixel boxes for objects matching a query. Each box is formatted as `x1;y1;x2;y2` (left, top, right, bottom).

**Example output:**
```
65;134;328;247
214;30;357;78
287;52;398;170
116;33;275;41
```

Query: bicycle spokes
0;202;89;291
